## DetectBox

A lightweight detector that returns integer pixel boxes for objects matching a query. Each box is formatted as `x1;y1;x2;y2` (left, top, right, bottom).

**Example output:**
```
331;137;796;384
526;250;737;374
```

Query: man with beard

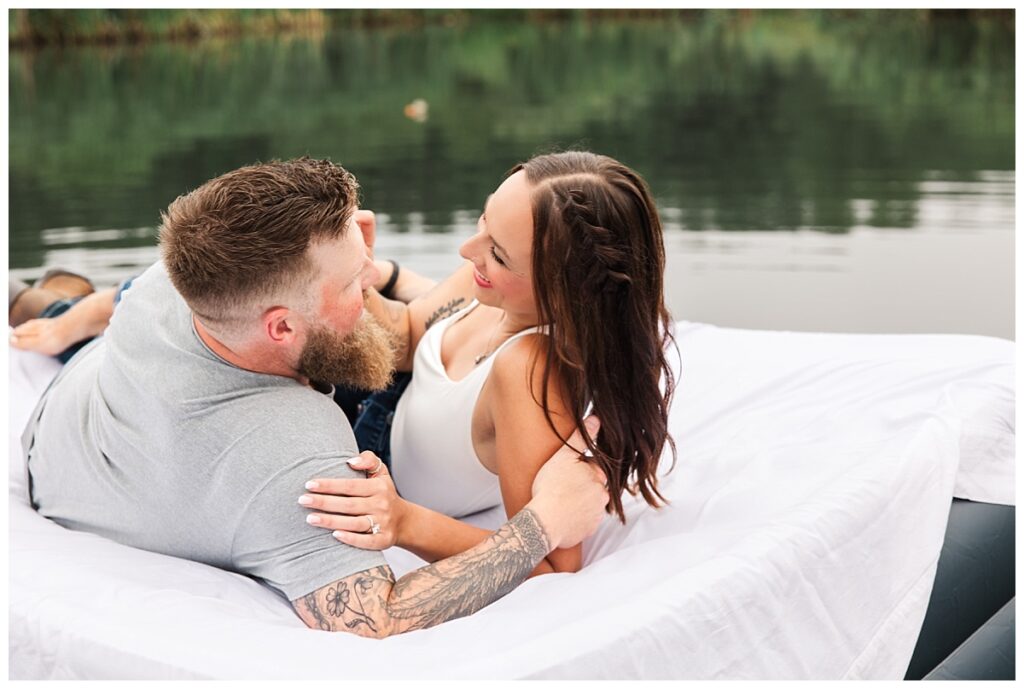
23;158;609;637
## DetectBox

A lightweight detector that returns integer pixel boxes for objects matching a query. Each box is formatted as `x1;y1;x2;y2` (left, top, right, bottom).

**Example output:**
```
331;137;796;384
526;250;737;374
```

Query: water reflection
8;14;1014;337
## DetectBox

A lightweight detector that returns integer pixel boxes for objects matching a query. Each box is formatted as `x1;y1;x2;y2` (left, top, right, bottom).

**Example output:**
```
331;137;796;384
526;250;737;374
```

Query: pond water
9;14;1015;338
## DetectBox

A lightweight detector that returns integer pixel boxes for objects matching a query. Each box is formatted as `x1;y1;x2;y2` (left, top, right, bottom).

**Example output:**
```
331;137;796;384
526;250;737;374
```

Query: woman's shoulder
490;332;548;376
487;333;564;408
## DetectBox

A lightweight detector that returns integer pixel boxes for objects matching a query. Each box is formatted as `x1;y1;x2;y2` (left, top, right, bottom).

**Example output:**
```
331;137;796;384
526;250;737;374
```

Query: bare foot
9;316;80;356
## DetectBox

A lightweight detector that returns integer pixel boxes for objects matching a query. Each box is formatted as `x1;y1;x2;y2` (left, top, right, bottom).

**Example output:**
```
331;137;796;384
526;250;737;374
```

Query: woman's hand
300;451;408;550
354;209;376;258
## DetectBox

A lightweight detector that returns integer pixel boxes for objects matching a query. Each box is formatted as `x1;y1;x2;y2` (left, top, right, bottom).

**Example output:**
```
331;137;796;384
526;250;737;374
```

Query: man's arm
293;507;549;636
293;419;606;637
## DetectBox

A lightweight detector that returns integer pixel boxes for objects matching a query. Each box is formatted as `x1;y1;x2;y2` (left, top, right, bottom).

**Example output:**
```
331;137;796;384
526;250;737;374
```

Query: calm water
9;14;1015;338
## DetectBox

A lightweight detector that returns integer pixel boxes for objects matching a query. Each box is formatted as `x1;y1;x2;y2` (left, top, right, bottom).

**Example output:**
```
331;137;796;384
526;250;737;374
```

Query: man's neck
192;315;309;385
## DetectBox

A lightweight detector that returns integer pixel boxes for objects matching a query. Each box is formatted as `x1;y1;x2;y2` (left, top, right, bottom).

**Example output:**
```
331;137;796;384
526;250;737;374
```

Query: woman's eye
490;246;506;267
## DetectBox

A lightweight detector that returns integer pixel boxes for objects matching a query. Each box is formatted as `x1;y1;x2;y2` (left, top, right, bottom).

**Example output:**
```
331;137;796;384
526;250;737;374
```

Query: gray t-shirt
24;261;385;601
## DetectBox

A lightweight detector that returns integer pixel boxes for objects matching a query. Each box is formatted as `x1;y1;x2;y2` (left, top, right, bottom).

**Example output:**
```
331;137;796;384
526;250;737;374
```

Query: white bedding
8;322;1014;679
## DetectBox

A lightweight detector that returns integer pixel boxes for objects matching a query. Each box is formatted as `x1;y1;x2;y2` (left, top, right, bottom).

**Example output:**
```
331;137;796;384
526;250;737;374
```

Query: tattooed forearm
506;508;550;564
385;508;551;629
424;297;466;330
292;508;552;637
300;591;333;631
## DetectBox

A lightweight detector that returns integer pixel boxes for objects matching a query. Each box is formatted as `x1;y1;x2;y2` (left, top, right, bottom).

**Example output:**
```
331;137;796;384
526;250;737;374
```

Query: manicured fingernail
304;481;319;490
346;458;360;466
306;514;321;525
333;531;345;539
298;495;314;506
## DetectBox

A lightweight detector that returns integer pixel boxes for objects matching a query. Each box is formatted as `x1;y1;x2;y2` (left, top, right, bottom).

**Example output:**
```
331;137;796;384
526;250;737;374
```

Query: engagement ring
365;515;381;535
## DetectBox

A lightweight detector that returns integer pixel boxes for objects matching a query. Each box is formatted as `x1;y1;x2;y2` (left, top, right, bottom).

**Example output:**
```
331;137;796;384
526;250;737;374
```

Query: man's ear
262;306;301;345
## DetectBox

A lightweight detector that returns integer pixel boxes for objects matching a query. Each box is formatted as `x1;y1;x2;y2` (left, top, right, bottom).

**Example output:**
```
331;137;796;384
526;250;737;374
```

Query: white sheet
8;322;1014;679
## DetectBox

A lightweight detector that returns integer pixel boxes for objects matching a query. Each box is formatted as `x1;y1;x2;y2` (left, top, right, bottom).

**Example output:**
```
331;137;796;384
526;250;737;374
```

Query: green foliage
9;8;332;46
11;9;1012;48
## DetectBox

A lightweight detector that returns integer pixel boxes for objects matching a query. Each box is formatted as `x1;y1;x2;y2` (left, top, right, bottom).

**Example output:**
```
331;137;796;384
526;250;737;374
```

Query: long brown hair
512;151;677;522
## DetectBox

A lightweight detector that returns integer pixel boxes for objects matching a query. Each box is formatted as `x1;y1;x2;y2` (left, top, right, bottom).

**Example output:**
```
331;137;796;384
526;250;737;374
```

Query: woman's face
459;170;537;321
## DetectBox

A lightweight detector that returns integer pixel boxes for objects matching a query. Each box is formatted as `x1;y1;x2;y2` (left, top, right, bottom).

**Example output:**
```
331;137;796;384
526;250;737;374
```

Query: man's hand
527;416;608;550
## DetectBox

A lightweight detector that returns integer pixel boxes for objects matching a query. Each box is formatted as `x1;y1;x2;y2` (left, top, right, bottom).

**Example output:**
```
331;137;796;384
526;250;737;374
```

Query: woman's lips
474;269;493;288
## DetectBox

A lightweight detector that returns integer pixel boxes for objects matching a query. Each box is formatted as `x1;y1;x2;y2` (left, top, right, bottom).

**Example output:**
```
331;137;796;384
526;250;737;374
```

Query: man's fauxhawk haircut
159;157;359;325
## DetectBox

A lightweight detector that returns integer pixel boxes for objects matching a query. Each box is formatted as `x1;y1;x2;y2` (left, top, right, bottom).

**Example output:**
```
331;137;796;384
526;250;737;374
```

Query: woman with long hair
302;151;677;575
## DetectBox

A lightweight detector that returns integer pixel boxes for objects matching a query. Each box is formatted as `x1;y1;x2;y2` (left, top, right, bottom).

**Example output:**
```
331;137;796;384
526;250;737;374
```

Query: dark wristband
380;259;400;299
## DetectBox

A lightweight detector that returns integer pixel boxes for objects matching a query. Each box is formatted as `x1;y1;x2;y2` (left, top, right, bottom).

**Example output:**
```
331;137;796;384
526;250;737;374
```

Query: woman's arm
371;259;437;304
363;261;476;372
300;341;590;577
295;440;609;637
484;335;585;575
354;209;472;369
302;454;504;563
344;333;587;576
357;211;435;304
396;338;587;575
303;410;600;575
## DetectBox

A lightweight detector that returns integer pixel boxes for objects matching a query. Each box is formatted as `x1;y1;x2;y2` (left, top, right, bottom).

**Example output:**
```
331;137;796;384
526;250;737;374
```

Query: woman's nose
459;229;483;260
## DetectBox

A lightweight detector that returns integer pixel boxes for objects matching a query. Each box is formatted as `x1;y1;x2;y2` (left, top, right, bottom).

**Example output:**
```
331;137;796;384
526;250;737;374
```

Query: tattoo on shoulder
424;297;466;330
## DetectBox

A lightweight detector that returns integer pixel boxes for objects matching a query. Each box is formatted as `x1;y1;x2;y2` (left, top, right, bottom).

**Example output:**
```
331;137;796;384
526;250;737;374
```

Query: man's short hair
159;157;359;325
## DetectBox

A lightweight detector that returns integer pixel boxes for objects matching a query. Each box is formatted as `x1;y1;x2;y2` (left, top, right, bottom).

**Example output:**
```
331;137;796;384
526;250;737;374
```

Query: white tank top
389;301;545;518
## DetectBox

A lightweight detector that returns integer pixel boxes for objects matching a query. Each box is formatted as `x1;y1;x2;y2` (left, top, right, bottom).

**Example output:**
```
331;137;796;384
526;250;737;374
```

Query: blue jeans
38;276;135;364
334;371;411;471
